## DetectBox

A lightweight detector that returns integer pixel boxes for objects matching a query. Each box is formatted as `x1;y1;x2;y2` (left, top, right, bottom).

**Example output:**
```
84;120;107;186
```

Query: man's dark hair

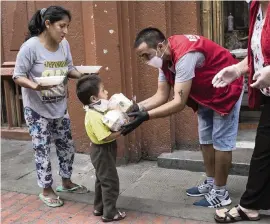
76;74;101;105
134;27;166;49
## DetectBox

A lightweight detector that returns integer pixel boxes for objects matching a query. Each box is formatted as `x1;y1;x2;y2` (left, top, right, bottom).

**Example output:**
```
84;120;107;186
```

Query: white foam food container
102;110;129;132
34;76;65;86
75;66;102;74
108;93;133;113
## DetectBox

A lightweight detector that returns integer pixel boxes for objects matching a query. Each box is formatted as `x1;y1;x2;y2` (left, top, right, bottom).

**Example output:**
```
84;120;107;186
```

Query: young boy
76;74;126;222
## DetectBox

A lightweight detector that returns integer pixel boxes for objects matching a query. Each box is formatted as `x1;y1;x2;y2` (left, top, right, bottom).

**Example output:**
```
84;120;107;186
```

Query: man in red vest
122;27;244;208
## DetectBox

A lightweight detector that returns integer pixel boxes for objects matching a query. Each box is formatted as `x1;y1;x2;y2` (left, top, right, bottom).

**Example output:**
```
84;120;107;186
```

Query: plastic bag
108;93;133;113
102;110;129;132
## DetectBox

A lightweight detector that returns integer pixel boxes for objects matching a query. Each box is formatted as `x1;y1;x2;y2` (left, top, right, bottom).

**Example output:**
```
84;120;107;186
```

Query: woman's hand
250;66;270;89
212;65;242;88
212;57;248;88
14;76;56;91
68;69;84;79
33;83;57;91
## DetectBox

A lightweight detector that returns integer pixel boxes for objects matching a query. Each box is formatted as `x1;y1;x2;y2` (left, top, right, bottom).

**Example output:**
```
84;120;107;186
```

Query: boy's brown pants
90;141;119;219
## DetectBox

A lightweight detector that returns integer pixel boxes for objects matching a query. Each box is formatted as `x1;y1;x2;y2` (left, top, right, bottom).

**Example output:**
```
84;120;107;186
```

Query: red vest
162;35;243;115
248;0;270;109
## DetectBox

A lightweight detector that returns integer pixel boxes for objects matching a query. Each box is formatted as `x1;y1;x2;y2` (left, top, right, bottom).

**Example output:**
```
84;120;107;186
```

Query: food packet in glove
102;110;129;132
108;93;133;113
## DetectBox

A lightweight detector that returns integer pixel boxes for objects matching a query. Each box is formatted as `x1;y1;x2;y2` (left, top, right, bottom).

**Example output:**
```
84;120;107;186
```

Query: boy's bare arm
103;131;122;142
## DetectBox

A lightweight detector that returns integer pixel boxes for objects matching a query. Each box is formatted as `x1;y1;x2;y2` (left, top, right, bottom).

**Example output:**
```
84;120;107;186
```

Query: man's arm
121;80;192;136
148;80;192;119
147;52;203;118
138;81;171;111
121;52;203;136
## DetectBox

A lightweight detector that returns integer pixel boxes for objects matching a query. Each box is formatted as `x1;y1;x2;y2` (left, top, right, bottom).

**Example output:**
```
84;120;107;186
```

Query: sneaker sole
186;192;207;197
208;198;232;208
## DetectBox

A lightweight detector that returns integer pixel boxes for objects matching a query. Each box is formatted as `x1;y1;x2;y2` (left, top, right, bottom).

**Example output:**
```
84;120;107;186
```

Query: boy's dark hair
26;6;71;41
76;74;101;105
134;27;166;49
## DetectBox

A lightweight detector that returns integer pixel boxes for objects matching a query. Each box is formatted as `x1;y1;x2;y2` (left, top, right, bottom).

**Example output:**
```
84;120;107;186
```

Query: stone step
158;148;253;176
158;130;256;176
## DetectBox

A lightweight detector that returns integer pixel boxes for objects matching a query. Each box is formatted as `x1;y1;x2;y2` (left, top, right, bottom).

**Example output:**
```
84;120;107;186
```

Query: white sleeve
13;44;34;79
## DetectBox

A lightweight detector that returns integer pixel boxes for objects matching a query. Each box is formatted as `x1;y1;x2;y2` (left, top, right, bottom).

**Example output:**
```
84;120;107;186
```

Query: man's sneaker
186;180;213;197
193;189;232;208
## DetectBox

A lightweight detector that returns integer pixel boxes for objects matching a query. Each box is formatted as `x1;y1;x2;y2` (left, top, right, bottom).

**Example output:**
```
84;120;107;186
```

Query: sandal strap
68;185;82;191
236;206;251;220
102;210;126;221
117;210;126;217
41;195;62;204
223;205;252;222
224;211;236;222
48;196;61;203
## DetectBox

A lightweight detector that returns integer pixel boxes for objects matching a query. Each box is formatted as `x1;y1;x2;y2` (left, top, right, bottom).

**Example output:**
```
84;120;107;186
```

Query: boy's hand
103;131;122;141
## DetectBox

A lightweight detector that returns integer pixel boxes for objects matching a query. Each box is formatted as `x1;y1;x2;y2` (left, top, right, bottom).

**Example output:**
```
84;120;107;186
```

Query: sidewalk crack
16;170;35;180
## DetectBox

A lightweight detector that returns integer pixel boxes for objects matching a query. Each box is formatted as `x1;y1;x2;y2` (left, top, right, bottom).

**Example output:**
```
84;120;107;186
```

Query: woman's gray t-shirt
13;37;75;119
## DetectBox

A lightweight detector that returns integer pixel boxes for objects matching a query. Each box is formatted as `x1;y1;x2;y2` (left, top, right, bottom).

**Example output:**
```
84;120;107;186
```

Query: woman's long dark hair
25;6;71;41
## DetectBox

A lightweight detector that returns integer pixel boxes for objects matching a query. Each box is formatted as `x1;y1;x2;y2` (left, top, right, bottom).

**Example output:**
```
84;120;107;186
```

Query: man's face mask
147;40;168;69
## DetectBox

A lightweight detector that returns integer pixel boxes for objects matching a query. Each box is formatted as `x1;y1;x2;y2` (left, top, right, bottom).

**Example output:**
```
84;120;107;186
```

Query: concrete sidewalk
1;139;270;223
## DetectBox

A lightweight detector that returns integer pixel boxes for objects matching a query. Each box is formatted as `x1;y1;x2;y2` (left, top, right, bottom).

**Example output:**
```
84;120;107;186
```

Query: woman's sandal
39;193;64;207
93;210;103;216
101;210;126;222
214;206;260;223
56;185;88;194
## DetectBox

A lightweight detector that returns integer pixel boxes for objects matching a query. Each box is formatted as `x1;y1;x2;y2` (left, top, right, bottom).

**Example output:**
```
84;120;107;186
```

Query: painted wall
1;1;201;162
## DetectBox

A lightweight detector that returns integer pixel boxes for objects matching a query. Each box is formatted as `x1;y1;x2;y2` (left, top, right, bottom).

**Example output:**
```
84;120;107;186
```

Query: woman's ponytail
25;9;45;41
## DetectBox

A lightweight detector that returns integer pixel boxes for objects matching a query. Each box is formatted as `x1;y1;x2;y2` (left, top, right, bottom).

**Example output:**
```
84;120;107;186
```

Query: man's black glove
127;103;140;113
121;111;149;136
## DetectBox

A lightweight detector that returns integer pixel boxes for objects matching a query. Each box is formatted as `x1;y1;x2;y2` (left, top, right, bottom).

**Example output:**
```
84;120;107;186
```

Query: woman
212;0;270;222
13;6;87;207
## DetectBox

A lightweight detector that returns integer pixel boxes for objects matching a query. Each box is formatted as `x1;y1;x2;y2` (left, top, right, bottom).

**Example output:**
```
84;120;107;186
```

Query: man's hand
250;66;270;89
121;111;149;136
126;101;140;113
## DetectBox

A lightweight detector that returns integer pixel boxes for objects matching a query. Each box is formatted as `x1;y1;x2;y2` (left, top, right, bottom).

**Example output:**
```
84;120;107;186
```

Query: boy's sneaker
193;189;232;208
186;180;213;197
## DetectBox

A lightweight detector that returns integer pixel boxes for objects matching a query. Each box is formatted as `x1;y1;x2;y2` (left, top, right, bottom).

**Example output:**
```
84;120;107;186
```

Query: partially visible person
212;0;270;222
122;27;244;208
250;66;270;89
76;74;126;222
13;6;87;207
